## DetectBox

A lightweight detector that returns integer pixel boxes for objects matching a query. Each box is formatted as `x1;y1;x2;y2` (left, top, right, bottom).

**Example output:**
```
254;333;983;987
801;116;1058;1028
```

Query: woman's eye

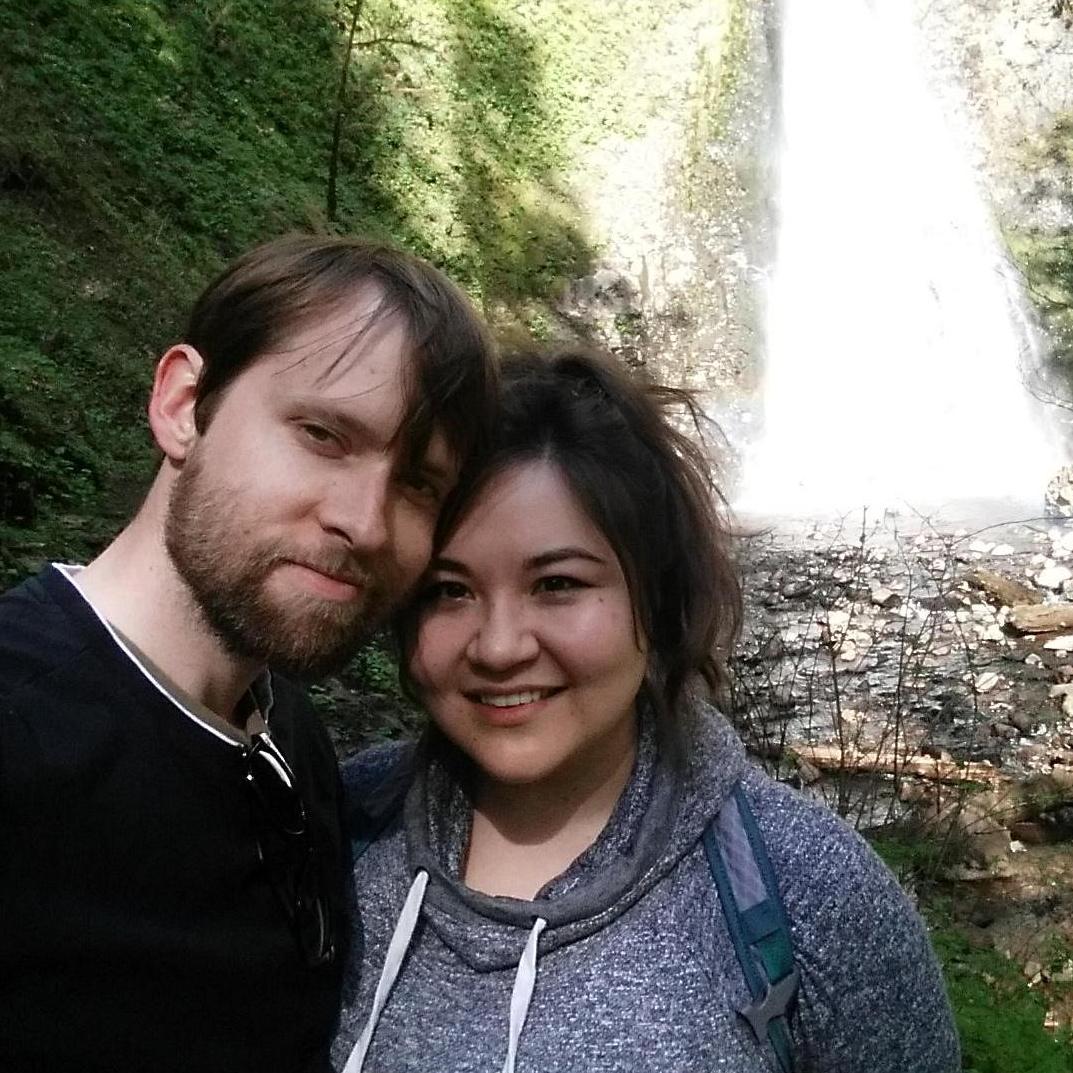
398;470;440;503
535;575;584;595
423;579;470;602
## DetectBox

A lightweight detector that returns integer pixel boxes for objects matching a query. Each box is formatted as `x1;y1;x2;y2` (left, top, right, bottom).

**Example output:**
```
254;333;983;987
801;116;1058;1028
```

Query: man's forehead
266;294;413;388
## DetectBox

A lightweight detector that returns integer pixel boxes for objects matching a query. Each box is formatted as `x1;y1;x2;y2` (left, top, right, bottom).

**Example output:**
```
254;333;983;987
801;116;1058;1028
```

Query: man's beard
164;453;405;678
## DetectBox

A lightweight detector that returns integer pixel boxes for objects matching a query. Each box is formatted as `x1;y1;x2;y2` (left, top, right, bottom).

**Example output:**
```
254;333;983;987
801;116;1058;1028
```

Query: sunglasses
245;731;335;968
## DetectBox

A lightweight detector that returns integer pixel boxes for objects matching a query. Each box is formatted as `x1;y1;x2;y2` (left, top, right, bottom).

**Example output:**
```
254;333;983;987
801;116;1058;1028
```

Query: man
0;236;497;1073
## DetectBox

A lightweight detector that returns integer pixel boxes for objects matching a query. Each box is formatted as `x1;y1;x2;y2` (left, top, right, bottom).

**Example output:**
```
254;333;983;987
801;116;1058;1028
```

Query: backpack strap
703;782;800;1073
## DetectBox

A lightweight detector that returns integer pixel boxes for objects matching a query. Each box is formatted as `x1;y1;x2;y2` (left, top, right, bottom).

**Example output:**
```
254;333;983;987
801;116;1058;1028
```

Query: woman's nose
465;600;539;671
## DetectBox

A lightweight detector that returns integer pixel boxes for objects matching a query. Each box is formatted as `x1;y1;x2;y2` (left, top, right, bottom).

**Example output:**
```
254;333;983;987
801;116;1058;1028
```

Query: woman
332;351;959;1073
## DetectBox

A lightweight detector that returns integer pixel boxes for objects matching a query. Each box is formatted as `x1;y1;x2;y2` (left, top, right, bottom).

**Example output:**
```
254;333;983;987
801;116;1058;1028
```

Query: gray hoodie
332;709;960;1073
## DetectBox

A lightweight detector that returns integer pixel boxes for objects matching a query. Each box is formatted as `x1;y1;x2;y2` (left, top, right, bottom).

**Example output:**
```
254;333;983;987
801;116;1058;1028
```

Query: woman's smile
465;686;567;725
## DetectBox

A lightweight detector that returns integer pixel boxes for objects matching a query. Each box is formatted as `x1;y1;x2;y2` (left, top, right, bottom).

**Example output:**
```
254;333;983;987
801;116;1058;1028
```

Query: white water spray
739;0;1057;515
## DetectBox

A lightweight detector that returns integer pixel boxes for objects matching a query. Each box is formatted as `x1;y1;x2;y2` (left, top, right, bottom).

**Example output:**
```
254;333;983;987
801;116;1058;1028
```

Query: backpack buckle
738;964;800;1045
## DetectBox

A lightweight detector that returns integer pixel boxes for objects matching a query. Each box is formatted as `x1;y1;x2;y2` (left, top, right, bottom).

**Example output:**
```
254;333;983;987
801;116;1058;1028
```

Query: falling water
739;0;1057;516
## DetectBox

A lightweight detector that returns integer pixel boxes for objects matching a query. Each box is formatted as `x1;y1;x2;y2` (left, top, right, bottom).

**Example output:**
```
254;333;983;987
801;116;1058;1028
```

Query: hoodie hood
403;706;748;971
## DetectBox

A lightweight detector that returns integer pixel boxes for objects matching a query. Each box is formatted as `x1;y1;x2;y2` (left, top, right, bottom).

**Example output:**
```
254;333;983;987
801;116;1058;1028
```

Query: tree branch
353;36;432;51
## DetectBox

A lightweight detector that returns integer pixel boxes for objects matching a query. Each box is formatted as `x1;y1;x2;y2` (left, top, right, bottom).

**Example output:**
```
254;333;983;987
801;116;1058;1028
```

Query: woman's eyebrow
527;547;607;569
429;556;470;575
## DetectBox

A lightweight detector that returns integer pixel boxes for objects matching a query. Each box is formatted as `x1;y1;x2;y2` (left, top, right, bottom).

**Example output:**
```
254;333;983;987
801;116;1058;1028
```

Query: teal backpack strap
703;782;800;1073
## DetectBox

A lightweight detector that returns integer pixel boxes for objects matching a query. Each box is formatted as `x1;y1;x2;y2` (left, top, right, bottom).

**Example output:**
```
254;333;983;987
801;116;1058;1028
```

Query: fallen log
781;742;1005;783
1008;602;1073;634
965;568;1041;608
764;742;1073;791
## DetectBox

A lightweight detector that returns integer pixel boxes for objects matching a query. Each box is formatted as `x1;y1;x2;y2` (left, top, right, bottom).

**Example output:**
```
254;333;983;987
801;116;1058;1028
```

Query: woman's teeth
479;690;552;708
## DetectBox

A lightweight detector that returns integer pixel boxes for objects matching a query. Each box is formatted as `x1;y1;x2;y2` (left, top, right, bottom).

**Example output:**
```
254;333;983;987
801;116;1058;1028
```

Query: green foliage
0;0;725;561
869;827;956;883
870;830;1073;1069
1006;114;1073;380
1010;227;1073;375
929;920;1073;1073
349;638;405;698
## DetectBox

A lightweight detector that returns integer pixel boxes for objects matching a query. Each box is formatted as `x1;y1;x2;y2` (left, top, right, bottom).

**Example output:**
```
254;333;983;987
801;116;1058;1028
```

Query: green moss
681;0;749;209
0;0;738;560
1005;114;1073;387
930;921;1073;1072
1008;228;1073;376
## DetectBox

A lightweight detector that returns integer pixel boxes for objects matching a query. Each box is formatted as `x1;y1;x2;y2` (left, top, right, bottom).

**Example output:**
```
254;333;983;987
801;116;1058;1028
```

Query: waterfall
738;0;1058;515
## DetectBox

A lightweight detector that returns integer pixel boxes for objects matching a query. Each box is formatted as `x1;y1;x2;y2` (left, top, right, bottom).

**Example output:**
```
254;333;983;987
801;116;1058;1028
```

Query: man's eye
298;423;342;450
535;575;584;594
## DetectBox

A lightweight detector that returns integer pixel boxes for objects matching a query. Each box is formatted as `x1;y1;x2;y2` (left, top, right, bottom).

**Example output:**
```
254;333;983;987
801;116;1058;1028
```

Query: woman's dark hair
400;348;742;758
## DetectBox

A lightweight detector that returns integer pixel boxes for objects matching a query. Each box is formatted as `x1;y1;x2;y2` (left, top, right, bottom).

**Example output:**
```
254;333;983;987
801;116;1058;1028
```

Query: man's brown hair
184;234;498;467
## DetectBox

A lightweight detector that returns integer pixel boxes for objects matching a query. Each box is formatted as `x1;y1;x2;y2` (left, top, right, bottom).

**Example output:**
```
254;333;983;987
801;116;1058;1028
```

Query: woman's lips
466;687;565;726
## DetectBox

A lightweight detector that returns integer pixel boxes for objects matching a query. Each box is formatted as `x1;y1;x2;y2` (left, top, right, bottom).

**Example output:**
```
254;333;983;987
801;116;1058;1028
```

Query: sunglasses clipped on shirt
245;730;335;968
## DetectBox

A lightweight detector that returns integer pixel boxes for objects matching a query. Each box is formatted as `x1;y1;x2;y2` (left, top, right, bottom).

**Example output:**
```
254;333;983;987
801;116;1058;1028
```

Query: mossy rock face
0;0;751;565
1008;226;1073;380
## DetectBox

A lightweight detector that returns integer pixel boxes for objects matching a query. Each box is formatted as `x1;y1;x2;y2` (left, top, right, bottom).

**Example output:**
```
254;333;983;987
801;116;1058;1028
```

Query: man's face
164;296;455;677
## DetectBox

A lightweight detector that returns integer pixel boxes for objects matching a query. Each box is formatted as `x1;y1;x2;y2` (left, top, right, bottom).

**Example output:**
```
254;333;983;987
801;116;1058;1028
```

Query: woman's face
410;460;647;788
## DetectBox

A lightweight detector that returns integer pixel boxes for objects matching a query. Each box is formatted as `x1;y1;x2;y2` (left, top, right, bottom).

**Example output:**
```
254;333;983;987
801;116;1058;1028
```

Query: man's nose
466;599;539;672
317;462;392;552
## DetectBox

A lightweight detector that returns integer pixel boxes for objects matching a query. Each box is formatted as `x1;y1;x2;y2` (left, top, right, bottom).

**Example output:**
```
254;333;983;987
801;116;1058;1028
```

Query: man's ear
148;345;204;461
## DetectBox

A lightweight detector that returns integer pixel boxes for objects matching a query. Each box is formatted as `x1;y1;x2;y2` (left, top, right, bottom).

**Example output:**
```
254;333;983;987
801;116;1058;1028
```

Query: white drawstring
342;870;430;1073
501;917;547;1073
343;872;547;1073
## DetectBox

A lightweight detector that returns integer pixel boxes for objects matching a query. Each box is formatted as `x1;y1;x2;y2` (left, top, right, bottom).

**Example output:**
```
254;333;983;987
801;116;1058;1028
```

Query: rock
966;568;1041;608
1009;603;1073;634
780;579;812;600
1025;653;1044;667
1036;564;1073;590
969;539;996;554
770;685;796;709
1046;465;1073;518
870;585;898;608
1009;709;1038;734
975;671;1001;693
968;828;1011;867
1010;820;1051;845
1044;635;1073;652
990;722;1019;740
1024;960;1043;982
1009;839;1027;853
991;544;1016;557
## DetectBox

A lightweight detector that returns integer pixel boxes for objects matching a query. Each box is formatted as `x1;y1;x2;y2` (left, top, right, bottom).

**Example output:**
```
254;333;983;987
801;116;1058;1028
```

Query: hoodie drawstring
342;870;548;1073
343;870;429;1073
501;916;547;1073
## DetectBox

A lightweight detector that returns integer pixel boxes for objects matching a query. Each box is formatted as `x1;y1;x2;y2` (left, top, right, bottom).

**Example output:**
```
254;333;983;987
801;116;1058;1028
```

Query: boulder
965;569;1040;608
1045;464;1073;518
1010;604;1073;634
1036;564;1073;590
